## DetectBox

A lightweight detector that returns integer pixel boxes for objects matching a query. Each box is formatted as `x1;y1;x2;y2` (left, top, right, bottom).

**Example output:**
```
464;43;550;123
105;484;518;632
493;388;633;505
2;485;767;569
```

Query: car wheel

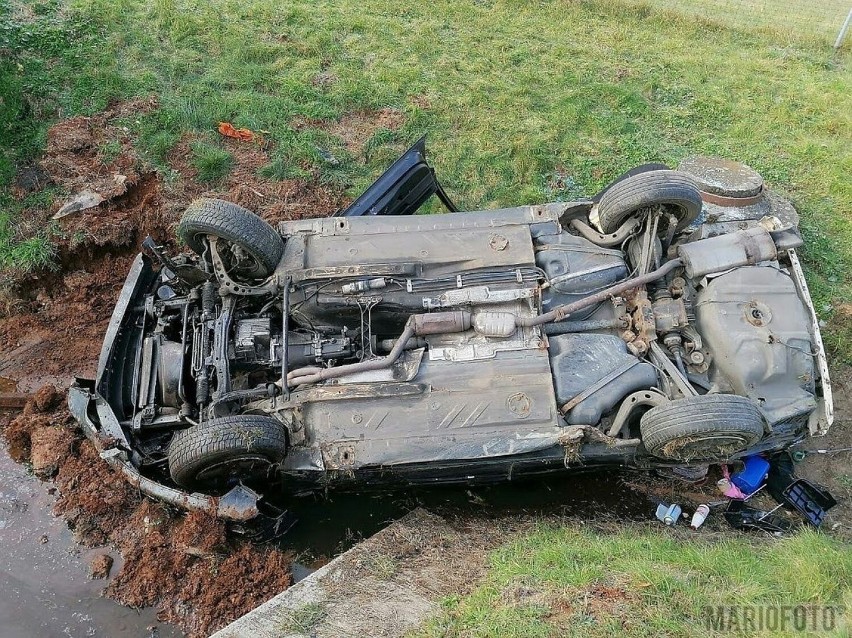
168;415;287;491
597;170;702;234
178;198;284;280
640;394;765;462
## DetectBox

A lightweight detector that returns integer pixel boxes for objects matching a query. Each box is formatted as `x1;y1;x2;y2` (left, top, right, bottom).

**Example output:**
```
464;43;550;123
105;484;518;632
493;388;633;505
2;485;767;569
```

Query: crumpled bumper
68;382;262;521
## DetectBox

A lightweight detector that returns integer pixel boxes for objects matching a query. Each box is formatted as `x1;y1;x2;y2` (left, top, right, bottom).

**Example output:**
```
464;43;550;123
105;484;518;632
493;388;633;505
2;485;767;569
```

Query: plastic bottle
690;504;710;529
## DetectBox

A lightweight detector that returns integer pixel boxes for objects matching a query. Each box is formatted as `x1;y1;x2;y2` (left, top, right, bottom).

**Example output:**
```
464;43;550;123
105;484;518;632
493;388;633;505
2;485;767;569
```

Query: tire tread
597;170;702;233
178;199;284;276
640;394;764;461
168;415;287;489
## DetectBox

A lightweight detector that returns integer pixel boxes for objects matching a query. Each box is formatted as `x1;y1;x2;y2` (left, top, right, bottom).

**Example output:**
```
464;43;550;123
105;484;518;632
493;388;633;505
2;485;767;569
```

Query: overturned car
69;143;833;522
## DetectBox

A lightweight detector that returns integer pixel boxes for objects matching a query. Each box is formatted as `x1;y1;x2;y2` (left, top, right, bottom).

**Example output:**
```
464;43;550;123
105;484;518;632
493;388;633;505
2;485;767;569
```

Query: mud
91;554;114;579
3;391;294;638
0;99;357;637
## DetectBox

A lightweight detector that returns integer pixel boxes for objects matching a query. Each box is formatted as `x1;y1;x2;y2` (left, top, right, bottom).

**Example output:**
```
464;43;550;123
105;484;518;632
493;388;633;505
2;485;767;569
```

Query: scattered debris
690;504;710;530
655;503;682;526
52;189;105;219
723;500;792;534
730;455;770;495
716;477;747;500
791;447;852;462
217;122;257;142
91;554;114;579
767;452;837;527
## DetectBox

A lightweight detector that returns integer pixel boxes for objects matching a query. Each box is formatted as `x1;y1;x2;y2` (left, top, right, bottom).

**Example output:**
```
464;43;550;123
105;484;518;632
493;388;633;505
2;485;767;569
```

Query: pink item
717;478;747;499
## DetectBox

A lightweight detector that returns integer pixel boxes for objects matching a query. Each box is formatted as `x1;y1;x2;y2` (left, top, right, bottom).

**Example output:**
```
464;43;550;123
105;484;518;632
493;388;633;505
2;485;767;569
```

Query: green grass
0;0;130;273
413;525;852;637
0;188;57;274
644;0;852;43
189;140;233;182
279;601;327;633
1;0;850;354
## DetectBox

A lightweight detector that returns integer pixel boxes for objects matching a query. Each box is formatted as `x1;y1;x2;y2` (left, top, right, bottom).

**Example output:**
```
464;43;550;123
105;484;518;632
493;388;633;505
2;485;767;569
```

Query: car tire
640;394;765;462
597;170;702;234
178;199;284;278
168;415;287;491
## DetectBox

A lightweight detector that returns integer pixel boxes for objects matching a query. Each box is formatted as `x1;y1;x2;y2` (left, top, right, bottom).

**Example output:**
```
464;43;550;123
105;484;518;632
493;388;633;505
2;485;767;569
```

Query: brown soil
0;97;368;637
325;107;404;154
292;107;405;158
2;347;290;636
103;499;292;635
791;364;852;539
30;423;75;477
90;553;114;579
165;134;348;224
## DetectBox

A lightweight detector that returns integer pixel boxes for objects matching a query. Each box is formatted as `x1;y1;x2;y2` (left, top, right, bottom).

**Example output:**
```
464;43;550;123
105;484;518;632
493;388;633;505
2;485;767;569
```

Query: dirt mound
31;384;63;412
0;99;364;637
90;553;114;579
30;423;75;477
2;389;294;637
54;438;141;547
0;252;136;388
104;500;292;637
166;134;349;223
3;411;52;461
155;543;293;634
0;96;349;390
41;98;155;201
17;97;170;255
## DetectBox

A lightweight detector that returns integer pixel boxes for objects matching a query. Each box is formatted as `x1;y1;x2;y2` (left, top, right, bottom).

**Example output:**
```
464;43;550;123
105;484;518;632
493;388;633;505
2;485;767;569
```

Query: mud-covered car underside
69;142;833;523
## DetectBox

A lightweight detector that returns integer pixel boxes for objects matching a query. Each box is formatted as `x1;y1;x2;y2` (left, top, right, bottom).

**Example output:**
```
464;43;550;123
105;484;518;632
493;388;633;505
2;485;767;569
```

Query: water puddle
273;470;655;566
0;443;182;638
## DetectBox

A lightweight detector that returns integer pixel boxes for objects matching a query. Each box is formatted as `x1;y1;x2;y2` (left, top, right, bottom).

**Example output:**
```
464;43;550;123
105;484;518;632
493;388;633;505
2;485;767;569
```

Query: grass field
2;0;851;354
413;525;852;637
646;0;851;43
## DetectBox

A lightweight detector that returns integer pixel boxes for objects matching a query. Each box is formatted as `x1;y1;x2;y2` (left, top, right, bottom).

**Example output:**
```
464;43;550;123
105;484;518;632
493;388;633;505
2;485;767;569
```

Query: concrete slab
212;508;494;638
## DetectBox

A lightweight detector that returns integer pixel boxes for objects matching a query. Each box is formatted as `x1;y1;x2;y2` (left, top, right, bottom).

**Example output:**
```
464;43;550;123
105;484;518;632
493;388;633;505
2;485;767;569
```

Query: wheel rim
221;239;267;279
196;233;268;281
194;453;273;488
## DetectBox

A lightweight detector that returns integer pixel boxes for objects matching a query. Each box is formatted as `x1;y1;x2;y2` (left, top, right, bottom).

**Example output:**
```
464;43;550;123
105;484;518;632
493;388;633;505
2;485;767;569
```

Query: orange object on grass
217;122;255;142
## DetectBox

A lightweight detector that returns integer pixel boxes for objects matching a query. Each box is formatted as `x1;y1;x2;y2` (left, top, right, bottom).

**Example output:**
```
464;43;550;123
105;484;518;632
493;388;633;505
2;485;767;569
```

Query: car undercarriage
69;143;833;523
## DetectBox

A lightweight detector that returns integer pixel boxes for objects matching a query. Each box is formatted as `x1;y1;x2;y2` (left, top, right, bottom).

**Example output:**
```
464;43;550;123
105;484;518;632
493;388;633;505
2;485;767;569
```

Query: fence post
834;7;852;50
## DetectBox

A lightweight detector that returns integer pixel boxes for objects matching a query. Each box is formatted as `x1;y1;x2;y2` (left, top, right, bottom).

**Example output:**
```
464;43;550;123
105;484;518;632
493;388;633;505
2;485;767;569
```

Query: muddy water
275;470;655;562
0;445;182;638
